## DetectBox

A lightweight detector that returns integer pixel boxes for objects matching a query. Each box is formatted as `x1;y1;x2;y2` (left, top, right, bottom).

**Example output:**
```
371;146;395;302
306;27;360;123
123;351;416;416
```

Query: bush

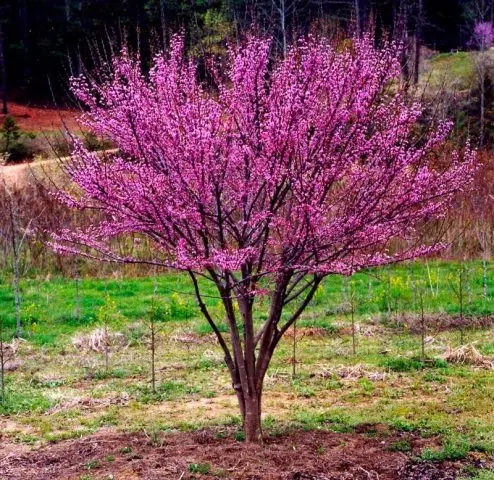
83;132;113;152
382;356;425;372
0;115;36;162
381;356;448;372
170;293;195;319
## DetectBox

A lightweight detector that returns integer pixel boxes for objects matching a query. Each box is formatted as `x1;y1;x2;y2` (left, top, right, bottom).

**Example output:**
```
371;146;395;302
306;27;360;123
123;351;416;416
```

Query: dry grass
442;343;494;369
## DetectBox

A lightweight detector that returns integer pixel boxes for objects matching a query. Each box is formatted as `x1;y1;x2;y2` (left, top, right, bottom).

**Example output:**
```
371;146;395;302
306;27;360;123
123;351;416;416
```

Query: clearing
0;263;493;479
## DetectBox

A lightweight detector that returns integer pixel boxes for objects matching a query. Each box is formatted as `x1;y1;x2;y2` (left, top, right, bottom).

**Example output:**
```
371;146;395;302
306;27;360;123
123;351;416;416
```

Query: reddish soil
0;428;485;480
0;102;79;132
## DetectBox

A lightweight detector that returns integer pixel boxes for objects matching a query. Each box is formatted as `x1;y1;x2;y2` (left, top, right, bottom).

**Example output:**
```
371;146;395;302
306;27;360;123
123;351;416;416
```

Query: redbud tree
53;34;475;442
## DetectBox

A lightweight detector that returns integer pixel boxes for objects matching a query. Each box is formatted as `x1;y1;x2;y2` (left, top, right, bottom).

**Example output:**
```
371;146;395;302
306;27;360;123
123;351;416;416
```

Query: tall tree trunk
479;50;487;147
18;0;30;86
0;22;7;114
400;2;410;85
159;0;166;47
355;0;370;37
413;0;423;85
355;0;361;37
65;0;71;22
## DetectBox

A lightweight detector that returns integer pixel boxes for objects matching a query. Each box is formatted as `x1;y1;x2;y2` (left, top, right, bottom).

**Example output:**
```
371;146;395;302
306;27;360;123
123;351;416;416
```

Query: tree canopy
52;33;475;441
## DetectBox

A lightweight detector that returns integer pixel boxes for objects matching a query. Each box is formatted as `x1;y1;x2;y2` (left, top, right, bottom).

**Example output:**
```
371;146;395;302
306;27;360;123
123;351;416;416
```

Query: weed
316;443;326;455
421;435;470;461
234;431;246;441
297;317;338;333
423;371;447;383
387;438;411;452
195;321;228;336
382;356;447;372
458;469;494;480
170;293;195;319
188;463;211;475
136;380;200;403
381;356;425;372
0;386;52;414
84;459;101;470
389;419;417;432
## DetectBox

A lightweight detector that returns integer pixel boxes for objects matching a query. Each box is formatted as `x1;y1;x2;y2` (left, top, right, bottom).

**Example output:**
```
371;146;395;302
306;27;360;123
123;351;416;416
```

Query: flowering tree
53;34;475;442
473;21;494;50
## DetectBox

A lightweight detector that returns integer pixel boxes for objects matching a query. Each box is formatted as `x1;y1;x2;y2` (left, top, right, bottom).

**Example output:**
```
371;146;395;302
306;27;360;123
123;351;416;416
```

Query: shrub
0;115;35;162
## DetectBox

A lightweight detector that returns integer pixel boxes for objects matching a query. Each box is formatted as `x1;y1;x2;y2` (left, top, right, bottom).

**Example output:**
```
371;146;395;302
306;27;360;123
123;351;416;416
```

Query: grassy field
0;260;493;478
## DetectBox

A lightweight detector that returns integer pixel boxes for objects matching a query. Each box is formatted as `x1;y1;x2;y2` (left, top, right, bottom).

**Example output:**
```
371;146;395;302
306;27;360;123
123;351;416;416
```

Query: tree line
0;0;483;105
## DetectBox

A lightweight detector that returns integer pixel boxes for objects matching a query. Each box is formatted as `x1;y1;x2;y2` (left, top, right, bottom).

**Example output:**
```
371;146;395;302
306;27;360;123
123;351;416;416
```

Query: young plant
52;34;475;442
349;279;357;356
0;315;5;403
448;262;469;345
148;299;170;394
74;264;81;321
0;116;35;162
0;116;21;161
96;296;121;372
291;315;297;379
417;279;427;361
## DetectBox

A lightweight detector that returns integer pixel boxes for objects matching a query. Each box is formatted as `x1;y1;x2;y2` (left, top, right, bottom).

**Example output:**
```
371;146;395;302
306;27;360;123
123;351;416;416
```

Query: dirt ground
0;102;79;132
0;428;486;480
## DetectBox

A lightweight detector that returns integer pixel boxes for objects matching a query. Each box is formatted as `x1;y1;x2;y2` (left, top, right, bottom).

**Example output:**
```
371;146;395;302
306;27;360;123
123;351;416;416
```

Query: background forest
0;0;484;101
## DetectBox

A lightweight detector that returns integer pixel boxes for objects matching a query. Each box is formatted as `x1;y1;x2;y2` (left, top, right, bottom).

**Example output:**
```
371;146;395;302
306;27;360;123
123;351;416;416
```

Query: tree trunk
0;22;7;114
400;2;410;85
413;0;423;85
242;392;262;442
65;0;71;22
355;0;361;37
159;0;166;46
190;271;320;444
19;0;30;86
480;55;486;147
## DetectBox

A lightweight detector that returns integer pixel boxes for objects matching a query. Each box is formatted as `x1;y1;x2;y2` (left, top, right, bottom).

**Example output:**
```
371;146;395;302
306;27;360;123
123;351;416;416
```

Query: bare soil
0;428;484;480
1;102;79;132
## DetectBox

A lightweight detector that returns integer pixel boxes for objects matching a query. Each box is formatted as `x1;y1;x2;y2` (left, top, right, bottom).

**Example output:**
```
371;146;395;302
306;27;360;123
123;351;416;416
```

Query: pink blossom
52;34;476;440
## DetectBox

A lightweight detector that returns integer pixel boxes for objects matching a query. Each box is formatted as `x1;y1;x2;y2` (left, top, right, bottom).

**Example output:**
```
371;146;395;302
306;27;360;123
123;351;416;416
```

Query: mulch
0;427;487;480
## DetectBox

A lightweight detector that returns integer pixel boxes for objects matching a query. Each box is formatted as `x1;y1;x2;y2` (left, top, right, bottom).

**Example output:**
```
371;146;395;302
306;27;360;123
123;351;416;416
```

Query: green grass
1;260;494;345
422;51;476;91
459;470;494;480
0;260;492;468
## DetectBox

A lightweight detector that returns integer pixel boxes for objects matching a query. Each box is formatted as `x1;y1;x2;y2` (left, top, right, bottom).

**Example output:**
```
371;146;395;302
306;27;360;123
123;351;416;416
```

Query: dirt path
1;158;59;185
0;427;480;480
1;148;117;186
